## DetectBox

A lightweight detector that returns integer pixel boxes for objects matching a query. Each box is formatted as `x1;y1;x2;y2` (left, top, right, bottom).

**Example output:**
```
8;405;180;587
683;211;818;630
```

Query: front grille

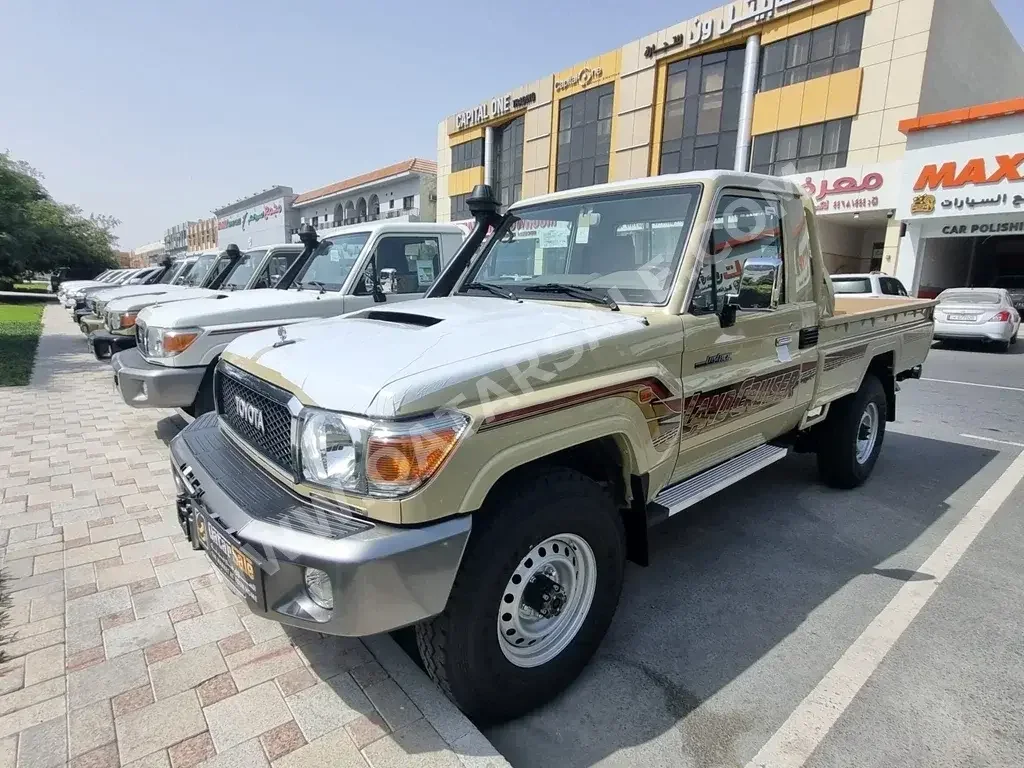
216;363;295;475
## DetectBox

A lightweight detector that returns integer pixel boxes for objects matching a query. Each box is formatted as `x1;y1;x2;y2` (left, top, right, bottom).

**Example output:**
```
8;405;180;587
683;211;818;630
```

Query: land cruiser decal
479;378;683;450
681;362;816;437
823;345;868;372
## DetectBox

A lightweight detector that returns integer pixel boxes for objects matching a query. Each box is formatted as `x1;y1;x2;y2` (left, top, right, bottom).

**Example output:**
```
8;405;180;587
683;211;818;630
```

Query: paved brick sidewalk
0;306;508;768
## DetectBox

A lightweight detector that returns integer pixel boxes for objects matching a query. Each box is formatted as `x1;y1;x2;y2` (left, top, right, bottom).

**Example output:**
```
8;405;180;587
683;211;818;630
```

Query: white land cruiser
112;222;466;416
91;245;302;359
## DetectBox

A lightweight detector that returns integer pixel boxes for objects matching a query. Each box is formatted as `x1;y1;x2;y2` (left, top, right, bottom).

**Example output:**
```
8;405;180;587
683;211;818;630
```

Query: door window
364;235;441;295
692;194;784;314
879;277;907;296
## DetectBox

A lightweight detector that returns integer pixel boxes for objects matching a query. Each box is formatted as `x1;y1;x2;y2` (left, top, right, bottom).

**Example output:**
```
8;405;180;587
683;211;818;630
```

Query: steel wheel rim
496;533;597;668
856;401;879;464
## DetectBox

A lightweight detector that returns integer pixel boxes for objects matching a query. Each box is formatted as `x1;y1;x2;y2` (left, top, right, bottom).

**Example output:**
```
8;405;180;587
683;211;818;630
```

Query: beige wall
846;0;934;166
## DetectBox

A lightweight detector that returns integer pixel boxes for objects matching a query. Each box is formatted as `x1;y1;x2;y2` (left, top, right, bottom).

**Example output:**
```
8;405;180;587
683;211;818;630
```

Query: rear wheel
817;374;887;489
416;467;626;723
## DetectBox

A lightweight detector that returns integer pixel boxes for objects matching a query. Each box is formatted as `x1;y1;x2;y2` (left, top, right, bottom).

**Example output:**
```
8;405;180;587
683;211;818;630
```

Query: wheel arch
865;350;896;421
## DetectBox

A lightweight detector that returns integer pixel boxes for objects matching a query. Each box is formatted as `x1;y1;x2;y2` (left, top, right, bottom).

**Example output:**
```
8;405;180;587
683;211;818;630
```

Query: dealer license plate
946;314;977;322
194;509;265;609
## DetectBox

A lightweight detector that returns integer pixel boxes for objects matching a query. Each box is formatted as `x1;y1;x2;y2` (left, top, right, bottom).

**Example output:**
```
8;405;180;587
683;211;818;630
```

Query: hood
116;287;226;315
223;296;660;417
66;280;112;294
138;288;328;329
90;284;180;305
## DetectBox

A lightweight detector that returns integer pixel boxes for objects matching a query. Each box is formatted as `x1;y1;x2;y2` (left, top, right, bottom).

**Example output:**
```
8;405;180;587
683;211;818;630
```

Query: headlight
298;409;468;497
108;311;138;332
145;326;201;358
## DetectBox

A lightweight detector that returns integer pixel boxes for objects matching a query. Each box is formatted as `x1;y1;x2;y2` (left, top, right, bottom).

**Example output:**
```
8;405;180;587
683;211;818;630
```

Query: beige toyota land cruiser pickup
168;172;935;723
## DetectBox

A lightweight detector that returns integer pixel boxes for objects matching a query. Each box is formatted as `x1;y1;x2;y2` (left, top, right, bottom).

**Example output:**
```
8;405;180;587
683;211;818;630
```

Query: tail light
993;310;1011;323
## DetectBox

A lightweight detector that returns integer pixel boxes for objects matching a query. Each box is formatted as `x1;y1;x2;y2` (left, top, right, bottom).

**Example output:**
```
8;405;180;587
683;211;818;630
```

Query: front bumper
934;320;1013;343
169;413;470;636
73;307;92;324
111;347;206;408
89;330;136;360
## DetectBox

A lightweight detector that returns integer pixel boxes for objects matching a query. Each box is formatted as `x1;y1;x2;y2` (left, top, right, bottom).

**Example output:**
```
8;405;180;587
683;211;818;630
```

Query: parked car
51;266;109;293
112;222;465;416
933;287;1020;352
830;273;908;297
72;267;166;327
164;173;936;722
59;269;135;307
91;244;303;359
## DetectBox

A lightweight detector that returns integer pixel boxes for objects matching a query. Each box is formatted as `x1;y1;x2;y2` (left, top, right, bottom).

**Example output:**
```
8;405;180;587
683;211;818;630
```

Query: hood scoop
359;310;442;328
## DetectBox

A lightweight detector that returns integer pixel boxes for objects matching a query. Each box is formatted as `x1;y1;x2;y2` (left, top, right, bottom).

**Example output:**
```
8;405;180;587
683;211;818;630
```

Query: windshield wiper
306;280;329;295
463;282;519;302
522;283;619;311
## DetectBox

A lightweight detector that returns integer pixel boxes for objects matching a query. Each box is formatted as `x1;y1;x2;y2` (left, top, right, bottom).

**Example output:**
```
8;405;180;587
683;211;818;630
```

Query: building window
760;15;865;92
403;196;415;210
750;118;852;175
494;115;525;206
451;138;484;173
450;193;471;221
555;83;614;191
659;48;745;175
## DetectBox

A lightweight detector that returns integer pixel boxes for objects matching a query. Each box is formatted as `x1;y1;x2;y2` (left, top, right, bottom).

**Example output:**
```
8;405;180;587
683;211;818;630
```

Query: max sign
914;154;1024;191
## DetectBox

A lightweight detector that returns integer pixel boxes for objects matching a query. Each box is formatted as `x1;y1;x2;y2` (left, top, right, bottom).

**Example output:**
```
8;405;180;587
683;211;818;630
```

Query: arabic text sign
784;161;898;215
898;133;1024;219
643;0;820;60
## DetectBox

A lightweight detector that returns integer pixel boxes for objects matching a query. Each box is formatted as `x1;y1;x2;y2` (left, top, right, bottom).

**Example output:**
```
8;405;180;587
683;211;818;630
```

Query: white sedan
933;288;1021;352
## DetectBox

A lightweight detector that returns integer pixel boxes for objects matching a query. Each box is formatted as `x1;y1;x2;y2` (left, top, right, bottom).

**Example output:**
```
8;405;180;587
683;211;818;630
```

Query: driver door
670;188;815;483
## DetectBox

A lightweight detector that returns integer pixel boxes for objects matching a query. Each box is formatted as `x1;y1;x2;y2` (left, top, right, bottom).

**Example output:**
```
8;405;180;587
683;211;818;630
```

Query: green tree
0;152;119;288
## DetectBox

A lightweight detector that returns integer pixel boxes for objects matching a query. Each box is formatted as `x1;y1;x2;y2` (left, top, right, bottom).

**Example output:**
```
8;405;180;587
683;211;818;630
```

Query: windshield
292;234;370;291
156;264;178;284
185;253;223;287
172;261;196;285
221;250;267;290
461;186;700;306
938;291;1000;305
832;277;872;294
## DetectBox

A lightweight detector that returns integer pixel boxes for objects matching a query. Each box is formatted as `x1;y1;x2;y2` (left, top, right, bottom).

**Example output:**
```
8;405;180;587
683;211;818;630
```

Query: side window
692;194;784;314
880;277;906;296
368;236;441;295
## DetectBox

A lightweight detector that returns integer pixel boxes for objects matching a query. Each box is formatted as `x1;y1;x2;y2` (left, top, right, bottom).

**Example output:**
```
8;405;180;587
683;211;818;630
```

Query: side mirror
364;259;386;303
718;303;737;328
735;257;781;311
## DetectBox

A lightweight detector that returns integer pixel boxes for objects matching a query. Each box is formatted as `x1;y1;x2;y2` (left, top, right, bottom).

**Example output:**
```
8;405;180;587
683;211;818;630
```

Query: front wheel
817;374;887;489
416;467;626;723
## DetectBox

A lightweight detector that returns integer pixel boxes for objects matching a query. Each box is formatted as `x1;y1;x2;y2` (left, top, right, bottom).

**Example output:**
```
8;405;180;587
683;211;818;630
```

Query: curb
364;634;512;768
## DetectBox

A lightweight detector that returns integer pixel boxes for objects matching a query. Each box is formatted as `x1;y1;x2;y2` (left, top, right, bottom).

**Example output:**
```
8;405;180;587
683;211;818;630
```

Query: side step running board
651;444;789;520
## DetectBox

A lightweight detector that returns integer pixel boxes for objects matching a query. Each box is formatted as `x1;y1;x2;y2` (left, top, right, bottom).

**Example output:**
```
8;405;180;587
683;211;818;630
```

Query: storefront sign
785;162;897;215
898;134;1024;220
644;0;817;59
218;201;284;232
917;212;1024;238
554;66;605;92
454;91;537;131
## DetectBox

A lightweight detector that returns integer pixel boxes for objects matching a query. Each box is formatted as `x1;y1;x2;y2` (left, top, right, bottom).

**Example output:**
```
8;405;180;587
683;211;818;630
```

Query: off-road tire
817;373;887;489
415;467;626;724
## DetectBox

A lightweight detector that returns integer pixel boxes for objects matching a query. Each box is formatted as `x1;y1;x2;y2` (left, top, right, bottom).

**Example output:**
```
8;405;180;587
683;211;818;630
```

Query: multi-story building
188;218;218;252
291;159;438;238
436;0;1024;291
164;222;192;258
213;186;301;249
133;241;167;266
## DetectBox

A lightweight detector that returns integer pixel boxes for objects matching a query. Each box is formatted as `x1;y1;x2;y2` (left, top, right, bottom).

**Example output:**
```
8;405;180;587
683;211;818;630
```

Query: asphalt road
485;340;1024;768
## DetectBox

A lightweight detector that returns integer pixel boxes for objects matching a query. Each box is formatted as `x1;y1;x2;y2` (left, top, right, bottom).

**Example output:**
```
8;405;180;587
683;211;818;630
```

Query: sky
2;0;1022;251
